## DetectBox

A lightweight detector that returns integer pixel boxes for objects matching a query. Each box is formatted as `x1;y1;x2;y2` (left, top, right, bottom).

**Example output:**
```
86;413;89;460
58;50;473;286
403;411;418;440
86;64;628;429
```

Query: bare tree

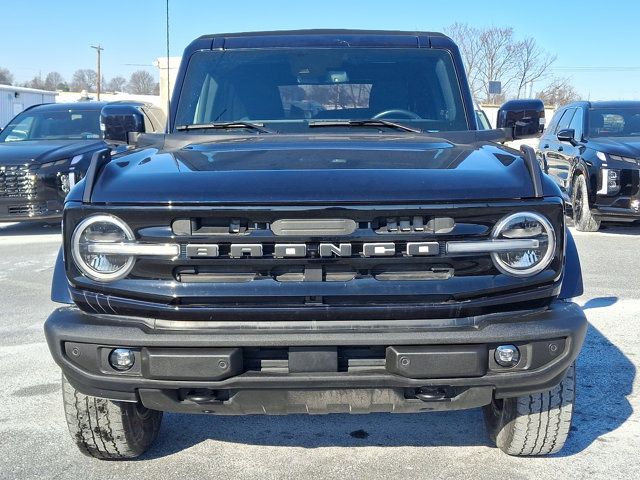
477;27;520;103
513;38;556;98
445;24;556;103
24;74;45;90
106;76;127;93
536;77;581;107
446;23;483;99
44;72;64;91
127;70;156;94
71;69;98;92
0;67;14;85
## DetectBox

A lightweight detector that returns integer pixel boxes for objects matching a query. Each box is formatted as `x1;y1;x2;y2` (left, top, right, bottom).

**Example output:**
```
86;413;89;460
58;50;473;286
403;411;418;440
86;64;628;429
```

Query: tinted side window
556;108;575;132
569;107;584;140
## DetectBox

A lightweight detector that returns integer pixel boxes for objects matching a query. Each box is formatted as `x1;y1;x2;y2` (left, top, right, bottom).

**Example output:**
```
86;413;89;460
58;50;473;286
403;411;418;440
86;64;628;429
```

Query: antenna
165;0;171;121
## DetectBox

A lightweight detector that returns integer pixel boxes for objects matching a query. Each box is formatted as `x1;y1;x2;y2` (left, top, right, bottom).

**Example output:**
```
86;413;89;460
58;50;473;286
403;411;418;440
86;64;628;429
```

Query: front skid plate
138;386;493;415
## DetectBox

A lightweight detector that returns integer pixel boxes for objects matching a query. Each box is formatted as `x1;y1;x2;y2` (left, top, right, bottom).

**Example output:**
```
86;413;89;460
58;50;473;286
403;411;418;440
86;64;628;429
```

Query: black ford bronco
44;30;587;459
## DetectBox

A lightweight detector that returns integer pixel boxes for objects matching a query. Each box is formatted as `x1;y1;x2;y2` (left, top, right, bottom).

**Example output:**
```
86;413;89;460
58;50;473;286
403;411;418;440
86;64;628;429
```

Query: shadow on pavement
582;296;618;310
0;221;61;236
142;322;635;459
558;323;635;456
598;223;640;236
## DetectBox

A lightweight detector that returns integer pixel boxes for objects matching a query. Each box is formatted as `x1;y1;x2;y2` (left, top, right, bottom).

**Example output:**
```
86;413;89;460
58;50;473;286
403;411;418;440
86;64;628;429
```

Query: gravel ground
0;221;638;480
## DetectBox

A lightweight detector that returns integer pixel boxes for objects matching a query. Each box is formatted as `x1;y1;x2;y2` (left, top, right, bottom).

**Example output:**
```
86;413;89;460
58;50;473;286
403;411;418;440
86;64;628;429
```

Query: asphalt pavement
0;220;638;480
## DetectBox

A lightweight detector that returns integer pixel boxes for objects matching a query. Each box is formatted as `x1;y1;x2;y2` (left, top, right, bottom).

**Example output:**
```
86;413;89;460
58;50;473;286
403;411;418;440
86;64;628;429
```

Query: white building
55;90;162;107
155;56;181;114
0;84;57;127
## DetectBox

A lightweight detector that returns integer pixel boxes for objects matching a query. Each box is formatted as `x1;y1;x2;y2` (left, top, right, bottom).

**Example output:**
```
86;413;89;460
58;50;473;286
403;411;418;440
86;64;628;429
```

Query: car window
556;108;575;132
569;107;584;140
175;48;469;132
0;109;102;142
475;110;491;130
588;107;640;137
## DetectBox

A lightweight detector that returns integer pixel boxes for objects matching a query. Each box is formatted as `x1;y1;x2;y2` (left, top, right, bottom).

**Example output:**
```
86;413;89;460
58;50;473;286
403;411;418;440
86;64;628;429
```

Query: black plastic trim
45;301;587;404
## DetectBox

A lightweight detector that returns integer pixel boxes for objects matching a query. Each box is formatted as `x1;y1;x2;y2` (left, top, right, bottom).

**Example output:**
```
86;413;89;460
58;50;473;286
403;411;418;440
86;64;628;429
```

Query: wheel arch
568;159;590;199
559;228;584;299
51;248;73;304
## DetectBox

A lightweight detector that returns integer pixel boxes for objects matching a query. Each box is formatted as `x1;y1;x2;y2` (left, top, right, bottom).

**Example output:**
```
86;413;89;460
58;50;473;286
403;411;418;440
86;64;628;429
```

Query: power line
552;66;640;72
166;0;171;123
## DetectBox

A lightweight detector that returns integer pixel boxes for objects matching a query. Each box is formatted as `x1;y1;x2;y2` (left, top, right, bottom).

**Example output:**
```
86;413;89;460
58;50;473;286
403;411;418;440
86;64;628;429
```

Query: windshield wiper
176;121;274;134
308;119;422;133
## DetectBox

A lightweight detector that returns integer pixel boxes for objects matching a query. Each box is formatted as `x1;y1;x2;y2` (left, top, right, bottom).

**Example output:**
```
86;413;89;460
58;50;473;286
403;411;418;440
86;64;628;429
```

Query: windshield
0;108;102;143
175;48;468;132
588;107;640;138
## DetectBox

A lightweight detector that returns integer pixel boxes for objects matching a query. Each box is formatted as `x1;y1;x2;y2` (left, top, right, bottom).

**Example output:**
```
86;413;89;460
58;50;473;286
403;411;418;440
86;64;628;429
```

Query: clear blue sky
1;0;639;99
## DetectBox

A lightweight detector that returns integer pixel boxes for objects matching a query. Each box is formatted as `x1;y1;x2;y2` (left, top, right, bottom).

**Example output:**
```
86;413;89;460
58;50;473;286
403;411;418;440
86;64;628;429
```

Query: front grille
0;165;36;198
65;201;565;319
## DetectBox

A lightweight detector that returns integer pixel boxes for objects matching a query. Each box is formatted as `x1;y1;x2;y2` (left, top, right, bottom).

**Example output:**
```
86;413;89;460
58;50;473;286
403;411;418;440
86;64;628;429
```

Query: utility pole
90;45;104;100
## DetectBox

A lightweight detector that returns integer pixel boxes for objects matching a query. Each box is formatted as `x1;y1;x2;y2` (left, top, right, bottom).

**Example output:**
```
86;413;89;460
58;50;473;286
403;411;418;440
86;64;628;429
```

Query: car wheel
572;174;600;232
62;375;163;459
483;363;575;456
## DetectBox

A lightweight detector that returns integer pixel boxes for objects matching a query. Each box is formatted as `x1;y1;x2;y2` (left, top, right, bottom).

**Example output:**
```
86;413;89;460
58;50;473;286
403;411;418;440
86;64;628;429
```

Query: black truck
44;30;587;459
0;101;165;221
537;100;640;231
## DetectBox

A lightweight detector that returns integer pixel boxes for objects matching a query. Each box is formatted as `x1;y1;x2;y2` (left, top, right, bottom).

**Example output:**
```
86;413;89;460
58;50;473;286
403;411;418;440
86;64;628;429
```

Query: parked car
475;106;492;130
44;30;585;459
537;101;640;231
0;101;165;222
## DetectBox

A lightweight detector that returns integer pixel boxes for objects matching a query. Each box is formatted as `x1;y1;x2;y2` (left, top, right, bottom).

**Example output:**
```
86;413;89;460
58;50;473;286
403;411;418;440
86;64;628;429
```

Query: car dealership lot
0;221;638;479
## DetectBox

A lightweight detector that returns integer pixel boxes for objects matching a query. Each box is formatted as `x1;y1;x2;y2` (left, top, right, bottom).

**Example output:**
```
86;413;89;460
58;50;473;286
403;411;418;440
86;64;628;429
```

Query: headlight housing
491;212;556;277
71;214;136;282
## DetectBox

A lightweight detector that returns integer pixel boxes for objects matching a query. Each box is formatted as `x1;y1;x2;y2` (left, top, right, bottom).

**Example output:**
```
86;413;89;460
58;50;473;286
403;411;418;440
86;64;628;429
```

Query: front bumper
44;300;587;414
0;169;65;222
0;198;63;221
594;194;640;222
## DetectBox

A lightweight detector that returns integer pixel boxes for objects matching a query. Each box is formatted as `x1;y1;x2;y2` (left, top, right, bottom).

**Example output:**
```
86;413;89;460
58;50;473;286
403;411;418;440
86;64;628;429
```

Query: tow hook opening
181;388;228;404
410;386;457;402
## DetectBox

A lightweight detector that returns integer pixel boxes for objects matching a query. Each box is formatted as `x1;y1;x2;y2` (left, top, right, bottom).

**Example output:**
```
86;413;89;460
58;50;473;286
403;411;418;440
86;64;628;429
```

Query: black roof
191;29;452;50
587;100;640;109
23;100;151;113
197;29;448;40
564;100;640;109
26;102;108;112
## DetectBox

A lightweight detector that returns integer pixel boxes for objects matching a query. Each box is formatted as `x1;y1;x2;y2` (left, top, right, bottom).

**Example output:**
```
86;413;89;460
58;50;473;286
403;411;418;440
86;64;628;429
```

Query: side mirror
557;128;576;144
101;104;145;143
496;99;545;140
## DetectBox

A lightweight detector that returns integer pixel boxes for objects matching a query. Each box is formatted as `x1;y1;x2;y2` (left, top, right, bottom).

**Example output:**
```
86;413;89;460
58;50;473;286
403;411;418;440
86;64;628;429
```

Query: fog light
495;345;520;367
109;348;135;371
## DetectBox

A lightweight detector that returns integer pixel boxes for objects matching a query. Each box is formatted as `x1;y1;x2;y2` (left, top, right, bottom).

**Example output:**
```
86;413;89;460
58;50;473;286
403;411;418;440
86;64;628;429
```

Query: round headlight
491;212;556;277
71;214;136;282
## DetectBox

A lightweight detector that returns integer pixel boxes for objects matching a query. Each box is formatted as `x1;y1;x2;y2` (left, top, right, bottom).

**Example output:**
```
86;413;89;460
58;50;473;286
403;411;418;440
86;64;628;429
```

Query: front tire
572;175;600;232
483;363;575;456
62;375;163;459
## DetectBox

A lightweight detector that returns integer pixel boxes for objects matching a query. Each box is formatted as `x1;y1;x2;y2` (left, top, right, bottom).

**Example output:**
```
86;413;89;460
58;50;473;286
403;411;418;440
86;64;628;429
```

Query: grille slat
0;165;36;198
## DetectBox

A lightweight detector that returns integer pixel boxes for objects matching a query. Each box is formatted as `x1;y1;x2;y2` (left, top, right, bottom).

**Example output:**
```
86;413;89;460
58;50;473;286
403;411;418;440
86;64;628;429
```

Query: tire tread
486;363;575;456
61;375;161;459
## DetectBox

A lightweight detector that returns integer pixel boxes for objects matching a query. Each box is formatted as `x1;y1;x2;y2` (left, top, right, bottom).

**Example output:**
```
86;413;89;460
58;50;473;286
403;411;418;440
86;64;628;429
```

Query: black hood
586;137;640;158
0;140;106;166
87;134;548;205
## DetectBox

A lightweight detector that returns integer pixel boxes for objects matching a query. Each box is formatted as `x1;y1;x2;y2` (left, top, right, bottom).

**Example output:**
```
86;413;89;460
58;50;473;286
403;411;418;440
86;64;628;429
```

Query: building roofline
0;84;58;95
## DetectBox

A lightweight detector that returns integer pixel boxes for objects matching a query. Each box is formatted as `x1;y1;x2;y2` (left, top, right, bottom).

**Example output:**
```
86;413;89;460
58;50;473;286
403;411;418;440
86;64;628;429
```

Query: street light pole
90;45;104;100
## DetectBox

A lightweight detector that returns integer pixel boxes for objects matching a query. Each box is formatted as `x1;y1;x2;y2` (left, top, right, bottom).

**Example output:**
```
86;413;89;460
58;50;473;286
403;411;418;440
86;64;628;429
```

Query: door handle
557;146;564;152
543;144;549;149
